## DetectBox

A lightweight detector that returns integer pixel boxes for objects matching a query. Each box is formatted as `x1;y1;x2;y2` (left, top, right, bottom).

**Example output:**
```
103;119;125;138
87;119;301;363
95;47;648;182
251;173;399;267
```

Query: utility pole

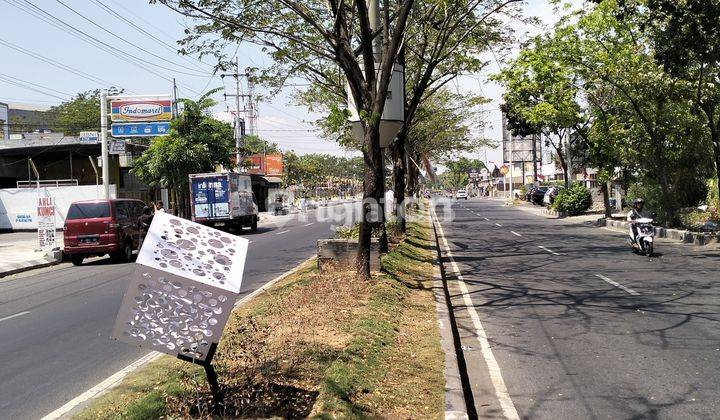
100;91;109;199
222;58;257;172
172;78;179;118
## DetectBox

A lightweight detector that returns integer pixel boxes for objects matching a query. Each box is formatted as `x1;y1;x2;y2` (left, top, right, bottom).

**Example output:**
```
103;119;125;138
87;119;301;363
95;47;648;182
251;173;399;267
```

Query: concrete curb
594;218;719;246
428;212;471;420
0;254;62;278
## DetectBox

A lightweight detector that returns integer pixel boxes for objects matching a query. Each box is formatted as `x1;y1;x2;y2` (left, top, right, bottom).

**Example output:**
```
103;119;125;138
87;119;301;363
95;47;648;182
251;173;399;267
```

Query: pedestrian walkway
0;231;63;277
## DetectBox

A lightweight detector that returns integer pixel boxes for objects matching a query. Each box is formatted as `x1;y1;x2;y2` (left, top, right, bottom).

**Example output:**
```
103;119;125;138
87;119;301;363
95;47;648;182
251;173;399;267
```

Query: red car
63;199;146;266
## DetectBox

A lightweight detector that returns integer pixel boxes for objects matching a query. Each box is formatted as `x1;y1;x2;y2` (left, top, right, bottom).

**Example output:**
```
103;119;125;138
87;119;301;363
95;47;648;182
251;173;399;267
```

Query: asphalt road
434;198;720;419
0;204;358;419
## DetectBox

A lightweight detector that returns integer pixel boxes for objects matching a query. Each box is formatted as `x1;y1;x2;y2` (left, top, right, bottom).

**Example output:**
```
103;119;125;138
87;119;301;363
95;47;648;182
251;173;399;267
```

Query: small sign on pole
37;196;56;249
109;140;127;155
79;131;99;144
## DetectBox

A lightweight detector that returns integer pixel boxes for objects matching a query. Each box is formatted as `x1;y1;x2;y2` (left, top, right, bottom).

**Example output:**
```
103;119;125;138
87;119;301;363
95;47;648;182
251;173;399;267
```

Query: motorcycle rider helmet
633;198;644;210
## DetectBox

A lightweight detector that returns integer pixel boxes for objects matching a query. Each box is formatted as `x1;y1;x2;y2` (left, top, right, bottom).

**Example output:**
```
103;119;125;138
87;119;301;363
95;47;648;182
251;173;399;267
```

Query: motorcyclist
627;198;648;243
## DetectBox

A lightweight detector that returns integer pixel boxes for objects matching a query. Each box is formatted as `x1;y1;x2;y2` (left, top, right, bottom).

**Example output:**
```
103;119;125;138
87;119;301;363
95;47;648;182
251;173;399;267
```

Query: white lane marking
511;231;522;237
538;245;562;256
275;230;290;235
595;274;640;296
431;207;520;420
41;351;163;420
495;223;503;227
484;217;490;221
304;222;314;226
0;311;30;323
248;241;254;244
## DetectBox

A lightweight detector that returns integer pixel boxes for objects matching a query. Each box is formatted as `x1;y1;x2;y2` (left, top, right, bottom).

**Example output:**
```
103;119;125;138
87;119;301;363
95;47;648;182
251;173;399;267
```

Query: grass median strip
74;213;444;419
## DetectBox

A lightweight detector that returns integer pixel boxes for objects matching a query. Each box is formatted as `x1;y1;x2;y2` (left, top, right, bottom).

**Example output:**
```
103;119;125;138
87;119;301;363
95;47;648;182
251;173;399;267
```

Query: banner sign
111;122;170;138
37;196;56;249
79;131;99;144
110;98;172;122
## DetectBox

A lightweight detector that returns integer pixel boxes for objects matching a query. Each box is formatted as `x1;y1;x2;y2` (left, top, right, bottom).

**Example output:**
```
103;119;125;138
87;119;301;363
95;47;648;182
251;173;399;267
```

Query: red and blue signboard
110;96;173;138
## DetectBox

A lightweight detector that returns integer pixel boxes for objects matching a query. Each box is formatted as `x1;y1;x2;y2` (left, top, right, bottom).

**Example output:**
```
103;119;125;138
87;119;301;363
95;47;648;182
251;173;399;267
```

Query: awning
263;176;283;185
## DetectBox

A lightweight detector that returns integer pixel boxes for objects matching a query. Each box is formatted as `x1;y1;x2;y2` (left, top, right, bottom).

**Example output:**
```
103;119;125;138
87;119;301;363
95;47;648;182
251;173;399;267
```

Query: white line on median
511;231;522;237
595;274;640;296
538;245;562;256
431;207;520;420
41;351;162;420
304;222;314;226
0;311;30;323
275;230;290;235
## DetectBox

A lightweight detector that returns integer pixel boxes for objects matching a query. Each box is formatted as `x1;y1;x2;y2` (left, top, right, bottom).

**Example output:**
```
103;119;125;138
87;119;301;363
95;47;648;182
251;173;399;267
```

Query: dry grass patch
73;211;444;419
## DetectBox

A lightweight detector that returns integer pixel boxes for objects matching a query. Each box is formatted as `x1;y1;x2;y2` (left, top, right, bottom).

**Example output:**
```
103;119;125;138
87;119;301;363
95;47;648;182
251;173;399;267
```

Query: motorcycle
628;217;655;257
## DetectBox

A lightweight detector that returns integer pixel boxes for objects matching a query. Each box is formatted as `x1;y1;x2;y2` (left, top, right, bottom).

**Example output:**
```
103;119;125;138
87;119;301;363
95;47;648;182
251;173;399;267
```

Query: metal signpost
109;140;127;155
100;94;173;199
113;212;249;411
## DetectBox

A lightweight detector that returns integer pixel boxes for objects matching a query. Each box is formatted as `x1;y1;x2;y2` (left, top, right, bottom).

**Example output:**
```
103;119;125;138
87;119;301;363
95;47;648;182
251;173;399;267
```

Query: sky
0;0;578;159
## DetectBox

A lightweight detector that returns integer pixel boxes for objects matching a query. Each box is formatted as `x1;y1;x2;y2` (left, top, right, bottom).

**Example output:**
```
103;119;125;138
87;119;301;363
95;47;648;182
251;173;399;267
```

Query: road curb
0;255;62;278
428;211;473;420
41;255;316;420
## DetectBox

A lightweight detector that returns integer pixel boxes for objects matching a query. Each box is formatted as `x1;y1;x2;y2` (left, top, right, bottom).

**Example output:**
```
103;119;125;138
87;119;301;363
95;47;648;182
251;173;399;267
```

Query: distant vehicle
63;199;145;266
189;172;259;231
456;189;468;200
525;186;536;202
530;187;549;205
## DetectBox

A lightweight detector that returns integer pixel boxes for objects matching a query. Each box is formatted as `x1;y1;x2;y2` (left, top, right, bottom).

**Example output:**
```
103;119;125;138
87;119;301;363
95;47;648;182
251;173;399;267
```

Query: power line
0;72;72;97
88;0;214;71
0;75;69;101
2;0;202;95
52;0;208;77
0;37;128;91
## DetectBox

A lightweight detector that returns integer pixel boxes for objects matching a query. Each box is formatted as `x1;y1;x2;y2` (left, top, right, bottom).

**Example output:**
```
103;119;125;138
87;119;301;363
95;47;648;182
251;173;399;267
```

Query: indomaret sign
110;98;172;122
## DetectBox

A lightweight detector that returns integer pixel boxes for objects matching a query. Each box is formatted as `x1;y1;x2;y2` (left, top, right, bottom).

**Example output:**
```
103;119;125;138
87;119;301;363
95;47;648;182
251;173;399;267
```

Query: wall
0;185;117;230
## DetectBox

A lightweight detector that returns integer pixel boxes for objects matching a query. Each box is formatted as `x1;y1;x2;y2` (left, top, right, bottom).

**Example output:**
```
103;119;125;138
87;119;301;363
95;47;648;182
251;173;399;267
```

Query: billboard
110;98;172;122
244;153;284;176
501;109;542;164
0;102;8;140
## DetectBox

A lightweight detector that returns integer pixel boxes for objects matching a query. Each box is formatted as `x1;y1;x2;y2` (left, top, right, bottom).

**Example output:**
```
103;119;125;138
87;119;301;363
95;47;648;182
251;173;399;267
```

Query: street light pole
100;91;109;199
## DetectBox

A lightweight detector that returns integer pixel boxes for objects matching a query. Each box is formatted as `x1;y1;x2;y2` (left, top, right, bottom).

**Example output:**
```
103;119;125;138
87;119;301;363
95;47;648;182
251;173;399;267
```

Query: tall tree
642;0;720;202
156;0;417;279
132;89;234;217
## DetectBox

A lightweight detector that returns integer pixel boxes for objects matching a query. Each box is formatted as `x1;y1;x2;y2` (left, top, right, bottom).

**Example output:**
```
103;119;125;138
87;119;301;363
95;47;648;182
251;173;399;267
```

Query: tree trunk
357;120;382;280
391;128;407;234
556;150;570;188
711;126;720;204
601;181;612;218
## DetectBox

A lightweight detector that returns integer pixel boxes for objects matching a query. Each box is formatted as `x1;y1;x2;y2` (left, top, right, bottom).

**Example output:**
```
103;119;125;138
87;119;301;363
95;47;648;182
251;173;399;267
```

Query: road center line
538;245;562;256
511;231;522;237
431;206;520;420
304;222;314;226
0;311;30;323
484;217;490;221
495;223;503;227
276;230;290;235
595;274;640;296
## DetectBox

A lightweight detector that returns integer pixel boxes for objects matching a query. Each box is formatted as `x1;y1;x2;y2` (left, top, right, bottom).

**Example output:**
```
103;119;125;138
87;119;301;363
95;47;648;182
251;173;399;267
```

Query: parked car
456;189;468;200
530;187;549;205
63;199;146;266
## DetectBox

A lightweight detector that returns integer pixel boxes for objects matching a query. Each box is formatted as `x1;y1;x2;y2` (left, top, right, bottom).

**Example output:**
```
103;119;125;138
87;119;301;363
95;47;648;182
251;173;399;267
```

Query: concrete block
317;238;380;272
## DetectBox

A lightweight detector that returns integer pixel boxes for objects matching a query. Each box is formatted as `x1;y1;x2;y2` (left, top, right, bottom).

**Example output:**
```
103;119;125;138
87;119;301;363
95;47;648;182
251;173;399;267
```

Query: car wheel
70;254;84;266
112;241;133;263
250;216;258;232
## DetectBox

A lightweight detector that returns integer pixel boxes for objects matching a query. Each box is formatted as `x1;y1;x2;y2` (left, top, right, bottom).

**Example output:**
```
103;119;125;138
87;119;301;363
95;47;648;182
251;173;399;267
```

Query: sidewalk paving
0;231;63;277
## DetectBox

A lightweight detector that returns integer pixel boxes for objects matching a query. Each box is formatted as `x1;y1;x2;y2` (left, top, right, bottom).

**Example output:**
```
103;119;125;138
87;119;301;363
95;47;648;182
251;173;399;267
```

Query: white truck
189;172;259;231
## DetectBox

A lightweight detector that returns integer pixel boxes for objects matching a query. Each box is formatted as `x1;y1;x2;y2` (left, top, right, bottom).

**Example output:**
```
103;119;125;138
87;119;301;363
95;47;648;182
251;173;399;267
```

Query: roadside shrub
552;183;592;216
